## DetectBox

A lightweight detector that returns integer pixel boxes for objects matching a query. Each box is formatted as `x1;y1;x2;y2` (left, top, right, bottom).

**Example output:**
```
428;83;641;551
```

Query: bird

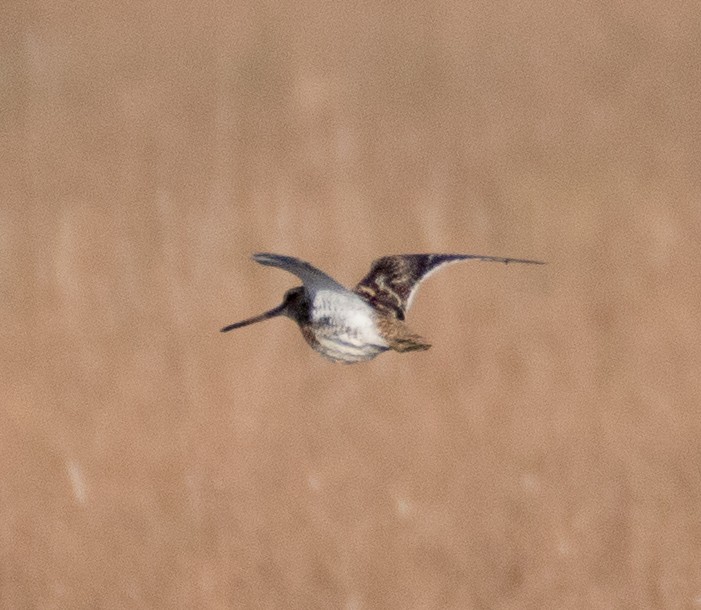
221;252;545;364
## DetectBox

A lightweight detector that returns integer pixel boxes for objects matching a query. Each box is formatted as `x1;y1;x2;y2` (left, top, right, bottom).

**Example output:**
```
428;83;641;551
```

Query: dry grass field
3;0;701;608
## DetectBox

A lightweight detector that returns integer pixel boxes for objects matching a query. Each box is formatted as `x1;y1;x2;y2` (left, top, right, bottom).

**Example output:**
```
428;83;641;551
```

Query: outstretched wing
353;253;544;319
252;253;346;297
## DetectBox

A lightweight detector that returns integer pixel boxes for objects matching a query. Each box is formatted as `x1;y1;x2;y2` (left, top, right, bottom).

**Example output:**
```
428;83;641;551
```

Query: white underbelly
310;290;389;362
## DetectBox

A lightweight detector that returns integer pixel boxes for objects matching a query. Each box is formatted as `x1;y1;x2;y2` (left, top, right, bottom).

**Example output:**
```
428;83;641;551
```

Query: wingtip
503;257;547;265
251;252;279;265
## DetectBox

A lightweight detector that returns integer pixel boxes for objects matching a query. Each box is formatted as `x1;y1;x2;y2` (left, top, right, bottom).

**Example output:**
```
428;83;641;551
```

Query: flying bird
221;253;544;363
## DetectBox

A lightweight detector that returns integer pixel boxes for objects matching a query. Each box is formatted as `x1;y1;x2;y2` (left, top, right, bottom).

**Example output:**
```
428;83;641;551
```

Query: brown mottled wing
353;253;544;319
374;315;432;352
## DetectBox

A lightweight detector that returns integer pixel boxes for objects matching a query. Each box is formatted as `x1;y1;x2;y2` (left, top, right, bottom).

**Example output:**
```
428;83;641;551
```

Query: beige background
3;1;701;608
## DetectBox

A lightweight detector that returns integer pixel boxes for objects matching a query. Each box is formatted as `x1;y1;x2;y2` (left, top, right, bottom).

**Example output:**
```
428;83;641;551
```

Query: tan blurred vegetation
2;0;701;608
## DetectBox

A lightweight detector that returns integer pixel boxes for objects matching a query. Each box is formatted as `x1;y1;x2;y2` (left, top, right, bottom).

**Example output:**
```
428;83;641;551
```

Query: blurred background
3;0;700;607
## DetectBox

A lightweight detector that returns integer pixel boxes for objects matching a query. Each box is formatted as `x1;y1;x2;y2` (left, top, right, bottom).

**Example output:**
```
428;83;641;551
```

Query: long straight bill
220;302;286;332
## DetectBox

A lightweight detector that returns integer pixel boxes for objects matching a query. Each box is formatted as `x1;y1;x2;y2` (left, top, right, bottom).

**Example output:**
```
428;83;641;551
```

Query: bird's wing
353;253;544;319
252;253;346;297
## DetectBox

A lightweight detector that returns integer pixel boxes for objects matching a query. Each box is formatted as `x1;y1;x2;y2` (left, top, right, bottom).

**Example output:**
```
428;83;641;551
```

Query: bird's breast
301;290;389;363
